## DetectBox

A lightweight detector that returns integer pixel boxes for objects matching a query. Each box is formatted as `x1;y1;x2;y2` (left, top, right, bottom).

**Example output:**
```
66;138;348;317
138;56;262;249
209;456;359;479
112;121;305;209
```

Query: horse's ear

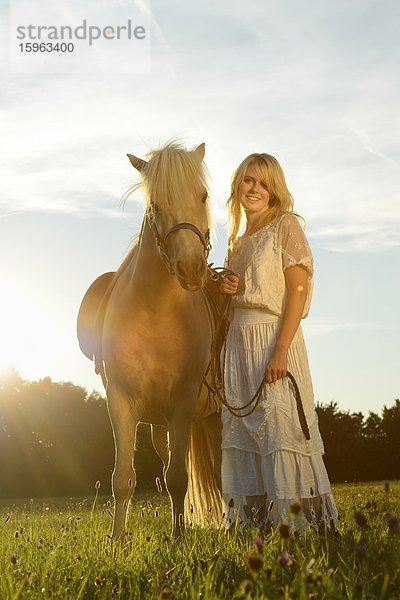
127;154;147;172
193;143;205;160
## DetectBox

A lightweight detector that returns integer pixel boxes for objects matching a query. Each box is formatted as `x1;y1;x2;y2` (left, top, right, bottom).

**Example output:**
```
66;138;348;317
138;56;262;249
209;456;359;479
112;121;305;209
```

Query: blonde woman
221;153;338;531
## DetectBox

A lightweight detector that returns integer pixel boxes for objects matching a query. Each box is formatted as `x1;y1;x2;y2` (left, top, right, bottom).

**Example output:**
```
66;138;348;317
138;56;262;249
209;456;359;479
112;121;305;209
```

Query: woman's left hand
265;345;288;384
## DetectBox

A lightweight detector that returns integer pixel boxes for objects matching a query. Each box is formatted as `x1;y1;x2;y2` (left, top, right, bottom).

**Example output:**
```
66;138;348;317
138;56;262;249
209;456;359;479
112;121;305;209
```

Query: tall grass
1;482;399;599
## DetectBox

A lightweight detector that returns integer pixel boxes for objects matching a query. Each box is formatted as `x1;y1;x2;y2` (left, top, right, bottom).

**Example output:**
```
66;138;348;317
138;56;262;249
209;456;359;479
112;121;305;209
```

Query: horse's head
128;142;211;291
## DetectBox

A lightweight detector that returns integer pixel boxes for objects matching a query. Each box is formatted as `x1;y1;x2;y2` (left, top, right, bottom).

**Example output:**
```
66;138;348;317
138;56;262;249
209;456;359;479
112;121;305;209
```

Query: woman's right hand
221;273;240;295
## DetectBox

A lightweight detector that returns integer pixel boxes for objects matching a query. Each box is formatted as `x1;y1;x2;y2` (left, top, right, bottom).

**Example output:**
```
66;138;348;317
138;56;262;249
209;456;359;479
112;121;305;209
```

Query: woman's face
239;163;270;218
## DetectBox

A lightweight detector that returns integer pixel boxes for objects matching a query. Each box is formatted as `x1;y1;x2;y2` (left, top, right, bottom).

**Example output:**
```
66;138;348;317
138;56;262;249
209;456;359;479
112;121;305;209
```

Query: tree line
0;369;398;499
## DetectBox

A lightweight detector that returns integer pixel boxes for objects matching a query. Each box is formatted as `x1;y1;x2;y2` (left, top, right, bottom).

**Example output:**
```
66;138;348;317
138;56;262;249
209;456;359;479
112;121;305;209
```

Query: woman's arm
265;264;308;383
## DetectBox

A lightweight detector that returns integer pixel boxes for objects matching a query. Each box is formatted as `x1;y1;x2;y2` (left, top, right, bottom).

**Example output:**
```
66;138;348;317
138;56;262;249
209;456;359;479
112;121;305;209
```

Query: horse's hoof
172;528;185;540
109;532;125;545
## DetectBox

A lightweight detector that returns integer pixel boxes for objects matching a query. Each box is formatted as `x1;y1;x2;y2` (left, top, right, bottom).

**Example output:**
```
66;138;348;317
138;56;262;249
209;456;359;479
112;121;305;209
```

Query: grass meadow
1;482;399;599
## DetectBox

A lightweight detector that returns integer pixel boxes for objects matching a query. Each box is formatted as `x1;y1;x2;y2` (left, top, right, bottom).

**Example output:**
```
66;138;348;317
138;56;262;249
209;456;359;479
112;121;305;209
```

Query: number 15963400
19;42;74;53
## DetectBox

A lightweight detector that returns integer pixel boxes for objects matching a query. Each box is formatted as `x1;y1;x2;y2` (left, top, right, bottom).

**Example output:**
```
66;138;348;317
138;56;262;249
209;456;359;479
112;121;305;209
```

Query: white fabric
221;448;337;530
227;212;314;318
221;213;338;530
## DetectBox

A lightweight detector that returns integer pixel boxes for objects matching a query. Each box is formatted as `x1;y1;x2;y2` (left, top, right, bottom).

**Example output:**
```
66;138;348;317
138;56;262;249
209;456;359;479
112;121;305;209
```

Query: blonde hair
227;153;296;248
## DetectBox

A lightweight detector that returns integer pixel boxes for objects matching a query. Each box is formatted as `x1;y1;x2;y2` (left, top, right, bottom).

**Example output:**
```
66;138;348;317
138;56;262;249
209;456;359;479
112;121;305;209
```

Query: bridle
146;202;211;275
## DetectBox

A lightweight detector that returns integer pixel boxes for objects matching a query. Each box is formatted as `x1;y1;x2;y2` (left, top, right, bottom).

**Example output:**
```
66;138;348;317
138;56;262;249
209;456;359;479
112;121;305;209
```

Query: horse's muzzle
175;258;207;291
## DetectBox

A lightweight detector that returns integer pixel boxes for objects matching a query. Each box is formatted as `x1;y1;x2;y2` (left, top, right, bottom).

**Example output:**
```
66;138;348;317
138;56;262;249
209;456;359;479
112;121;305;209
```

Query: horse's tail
186;412;223;527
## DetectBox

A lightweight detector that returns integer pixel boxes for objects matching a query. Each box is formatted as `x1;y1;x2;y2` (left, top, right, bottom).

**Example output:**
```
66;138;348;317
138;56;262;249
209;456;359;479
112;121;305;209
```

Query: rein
205;267;311;441
146;203;211;274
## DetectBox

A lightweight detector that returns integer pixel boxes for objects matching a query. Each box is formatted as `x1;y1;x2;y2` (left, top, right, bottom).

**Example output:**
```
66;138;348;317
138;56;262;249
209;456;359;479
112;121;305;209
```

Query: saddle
76;271;115;372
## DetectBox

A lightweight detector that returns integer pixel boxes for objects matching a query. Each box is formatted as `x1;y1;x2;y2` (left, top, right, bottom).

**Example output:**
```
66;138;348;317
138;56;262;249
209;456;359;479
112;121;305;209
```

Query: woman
220;153;338;531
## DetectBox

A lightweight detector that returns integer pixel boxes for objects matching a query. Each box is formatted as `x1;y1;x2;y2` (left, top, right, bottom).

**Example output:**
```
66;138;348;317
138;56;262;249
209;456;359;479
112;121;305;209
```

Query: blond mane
124;141;209;211
117;141;210;277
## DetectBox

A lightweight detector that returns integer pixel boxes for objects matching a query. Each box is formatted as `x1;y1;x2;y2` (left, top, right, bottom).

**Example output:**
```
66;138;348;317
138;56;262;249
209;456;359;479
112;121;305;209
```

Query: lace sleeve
279;213;314;277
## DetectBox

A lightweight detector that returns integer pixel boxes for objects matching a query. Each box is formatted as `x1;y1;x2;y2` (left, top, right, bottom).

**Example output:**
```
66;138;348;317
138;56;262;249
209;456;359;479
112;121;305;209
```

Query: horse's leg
165;410;193;538
151;424;169;481
106;383;137;542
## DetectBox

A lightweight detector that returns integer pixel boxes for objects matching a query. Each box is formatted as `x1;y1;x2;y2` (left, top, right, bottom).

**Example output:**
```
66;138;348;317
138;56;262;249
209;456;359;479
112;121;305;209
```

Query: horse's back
77;271;115;360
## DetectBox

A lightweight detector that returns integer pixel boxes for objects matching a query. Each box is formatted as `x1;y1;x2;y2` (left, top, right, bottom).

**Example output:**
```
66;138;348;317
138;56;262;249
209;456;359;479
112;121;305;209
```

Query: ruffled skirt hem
222;491;338;531
221;447;338;530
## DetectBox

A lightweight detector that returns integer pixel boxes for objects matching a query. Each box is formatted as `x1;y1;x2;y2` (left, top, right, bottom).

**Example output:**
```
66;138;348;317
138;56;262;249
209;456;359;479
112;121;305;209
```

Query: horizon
1;363;399;420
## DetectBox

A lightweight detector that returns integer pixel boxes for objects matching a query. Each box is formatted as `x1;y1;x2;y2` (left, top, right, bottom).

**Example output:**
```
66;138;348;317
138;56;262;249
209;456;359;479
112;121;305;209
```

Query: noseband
146;203;211;275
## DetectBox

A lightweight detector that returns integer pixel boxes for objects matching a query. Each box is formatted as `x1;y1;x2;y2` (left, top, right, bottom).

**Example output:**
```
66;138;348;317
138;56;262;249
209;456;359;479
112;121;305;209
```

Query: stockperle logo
10;0;151;74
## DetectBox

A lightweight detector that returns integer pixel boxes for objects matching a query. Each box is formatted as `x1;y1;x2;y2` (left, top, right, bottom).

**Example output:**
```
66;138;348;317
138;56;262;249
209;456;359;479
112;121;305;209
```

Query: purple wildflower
247;554;263;571
279;523;291;539
277;550;293;567
289;501;302;515
252;536;263;554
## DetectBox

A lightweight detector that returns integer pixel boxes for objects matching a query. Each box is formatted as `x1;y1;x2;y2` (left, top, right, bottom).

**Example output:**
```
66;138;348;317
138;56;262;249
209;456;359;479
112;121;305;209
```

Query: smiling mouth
246;195;260;200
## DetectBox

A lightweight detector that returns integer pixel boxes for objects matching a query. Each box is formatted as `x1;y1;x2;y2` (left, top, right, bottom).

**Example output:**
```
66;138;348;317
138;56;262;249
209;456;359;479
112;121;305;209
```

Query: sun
0;274;58;381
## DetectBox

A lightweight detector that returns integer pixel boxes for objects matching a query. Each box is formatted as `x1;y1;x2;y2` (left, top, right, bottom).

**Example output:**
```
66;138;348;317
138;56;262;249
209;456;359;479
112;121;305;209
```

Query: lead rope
205;268;311;441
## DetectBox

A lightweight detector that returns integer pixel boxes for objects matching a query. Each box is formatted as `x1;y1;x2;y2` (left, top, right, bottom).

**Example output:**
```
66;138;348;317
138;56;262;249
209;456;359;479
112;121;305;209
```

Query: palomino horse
77;142;222;540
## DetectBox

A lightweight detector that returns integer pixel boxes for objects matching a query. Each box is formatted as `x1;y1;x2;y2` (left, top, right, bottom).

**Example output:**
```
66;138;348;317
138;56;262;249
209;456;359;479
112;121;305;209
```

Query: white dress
221;212;338;530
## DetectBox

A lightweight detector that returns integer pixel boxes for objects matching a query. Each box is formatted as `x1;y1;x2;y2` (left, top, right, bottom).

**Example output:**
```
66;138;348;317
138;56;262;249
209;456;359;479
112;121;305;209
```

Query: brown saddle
76;271;115;364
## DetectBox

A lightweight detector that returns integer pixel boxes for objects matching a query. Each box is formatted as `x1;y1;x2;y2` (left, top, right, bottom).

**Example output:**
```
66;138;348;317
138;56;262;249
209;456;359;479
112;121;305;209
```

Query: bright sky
1;0;399;415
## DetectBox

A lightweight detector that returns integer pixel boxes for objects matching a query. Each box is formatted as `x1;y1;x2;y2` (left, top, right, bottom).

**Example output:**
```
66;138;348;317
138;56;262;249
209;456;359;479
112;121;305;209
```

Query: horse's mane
116;141;211;278
114;234;140;279
125;140;209;211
